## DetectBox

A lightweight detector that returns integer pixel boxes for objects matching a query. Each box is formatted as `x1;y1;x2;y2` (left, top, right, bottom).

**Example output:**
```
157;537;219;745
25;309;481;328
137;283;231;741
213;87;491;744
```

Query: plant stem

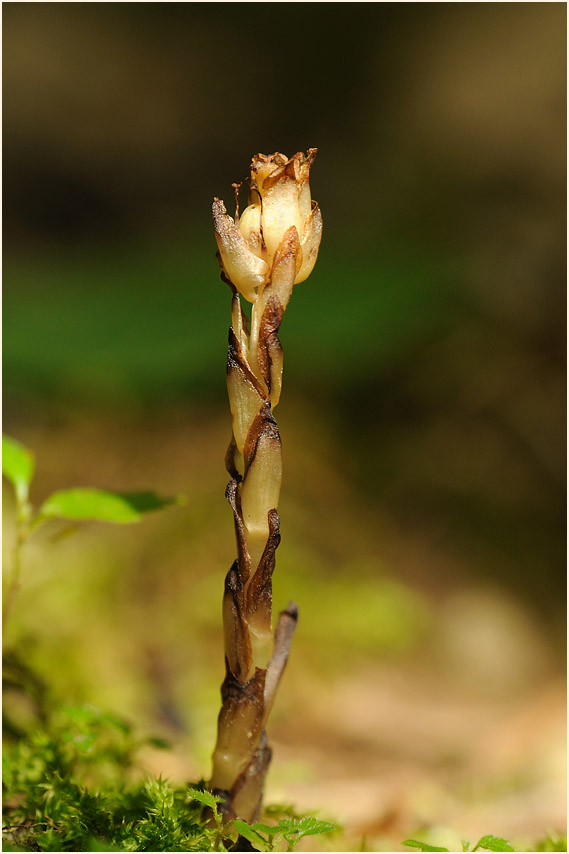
209;150;321;823
2;501;30;634
209;289;297;822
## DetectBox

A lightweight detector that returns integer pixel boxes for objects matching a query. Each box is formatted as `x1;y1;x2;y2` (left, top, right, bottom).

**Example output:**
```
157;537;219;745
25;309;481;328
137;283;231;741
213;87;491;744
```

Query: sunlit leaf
473;836;515;852
38;489;178;524
249;822;278;837
117;491;184;514
2;434;35;502
187;787;222;812
403;841;450;852
273;817;337;840
232;820;270;851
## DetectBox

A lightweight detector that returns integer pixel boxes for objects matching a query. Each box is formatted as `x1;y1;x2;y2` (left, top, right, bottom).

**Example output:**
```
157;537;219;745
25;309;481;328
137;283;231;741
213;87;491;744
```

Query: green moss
2;700;336;852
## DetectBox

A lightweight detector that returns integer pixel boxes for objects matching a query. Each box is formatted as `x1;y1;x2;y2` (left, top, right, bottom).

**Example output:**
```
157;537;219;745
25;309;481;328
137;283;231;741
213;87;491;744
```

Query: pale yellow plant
209;150;322;823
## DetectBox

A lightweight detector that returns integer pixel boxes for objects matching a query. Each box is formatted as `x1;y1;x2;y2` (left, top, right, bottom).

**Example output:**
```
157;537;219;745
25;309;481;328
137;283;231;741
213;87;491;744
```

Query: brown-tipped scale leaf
227;359;266;456
222;562;253;681
211;667;266;793
230;731;272;823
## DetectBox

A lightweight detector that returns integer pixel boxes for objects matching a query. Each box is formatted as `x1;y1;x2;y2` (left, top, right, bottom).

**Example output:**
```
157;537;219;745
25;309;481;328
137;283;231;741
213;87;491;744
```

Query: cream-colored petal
295;203;323;284
213;198;269;302
238;203;265;258
298;178;312;220
259;181;304;262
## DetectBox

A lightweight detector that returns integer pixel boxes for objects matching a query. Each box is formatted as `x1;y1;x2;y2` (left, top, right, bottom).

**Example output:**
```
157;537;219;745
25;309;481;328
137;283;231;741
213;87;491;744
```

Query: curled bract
213;150;322;302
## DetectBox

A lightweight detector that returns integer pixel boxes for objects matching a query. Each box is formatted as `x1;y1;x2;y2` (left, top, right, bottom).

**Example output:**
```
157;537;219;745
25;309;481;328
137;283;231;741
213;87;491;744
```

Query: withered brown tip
283;601;299;621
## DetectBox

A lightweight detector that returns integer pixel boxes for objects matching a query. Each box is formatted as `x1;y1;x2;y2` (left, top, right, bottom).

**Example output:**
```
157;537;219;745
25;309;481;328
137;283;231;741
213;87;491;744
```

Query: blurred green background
3;3;566;850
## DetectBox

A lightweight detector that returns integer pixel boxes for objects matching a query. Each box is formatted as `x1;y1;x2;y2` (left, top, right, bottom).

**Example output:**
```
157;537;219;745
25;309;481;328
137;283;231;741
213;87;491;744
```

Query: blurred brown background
2;3;566;850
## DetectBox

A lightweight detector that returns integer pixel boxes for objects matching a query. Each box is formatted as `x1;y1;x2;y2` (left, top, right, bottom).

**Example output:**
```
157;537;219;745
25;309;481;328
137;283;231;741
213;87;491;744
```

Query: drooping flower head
213;150;322;302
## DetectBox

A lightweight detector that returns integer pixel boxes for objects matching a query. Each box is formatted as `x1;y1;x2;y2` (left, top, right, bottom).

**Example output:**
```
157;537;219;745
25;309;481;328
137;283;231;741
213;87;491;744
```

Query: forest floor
3;407;566;852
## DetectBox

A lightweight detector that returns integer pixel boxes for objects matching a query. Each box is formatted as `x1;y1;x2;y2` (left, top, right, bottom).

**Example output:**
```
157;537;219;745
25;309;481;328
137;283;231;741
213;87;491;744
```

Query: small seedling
2;433;181;633
404;833;516;852
233;816;337;852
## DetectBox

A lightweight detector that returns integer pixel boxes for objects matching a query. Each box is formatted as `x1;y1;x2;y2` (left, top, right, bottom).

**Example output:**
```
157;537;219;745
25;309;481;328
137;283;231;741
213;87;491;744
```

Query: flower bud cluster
213;150;322;302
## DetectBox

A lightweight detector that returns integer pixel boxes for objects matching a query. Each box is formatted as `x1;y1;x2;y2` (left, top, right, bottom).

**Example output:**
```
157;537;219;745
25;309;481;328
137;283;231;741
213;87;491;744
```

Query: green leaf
273;817;337;841
250;823;280;837
86;837;122;852
535;833;567;851
2;434;35;502
38;489;178;524
117;491;184;514
473;836;515;852
186;787;222;812
534;833;567;852
146;736;170;750
403;841;450;853
232;820;270;851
